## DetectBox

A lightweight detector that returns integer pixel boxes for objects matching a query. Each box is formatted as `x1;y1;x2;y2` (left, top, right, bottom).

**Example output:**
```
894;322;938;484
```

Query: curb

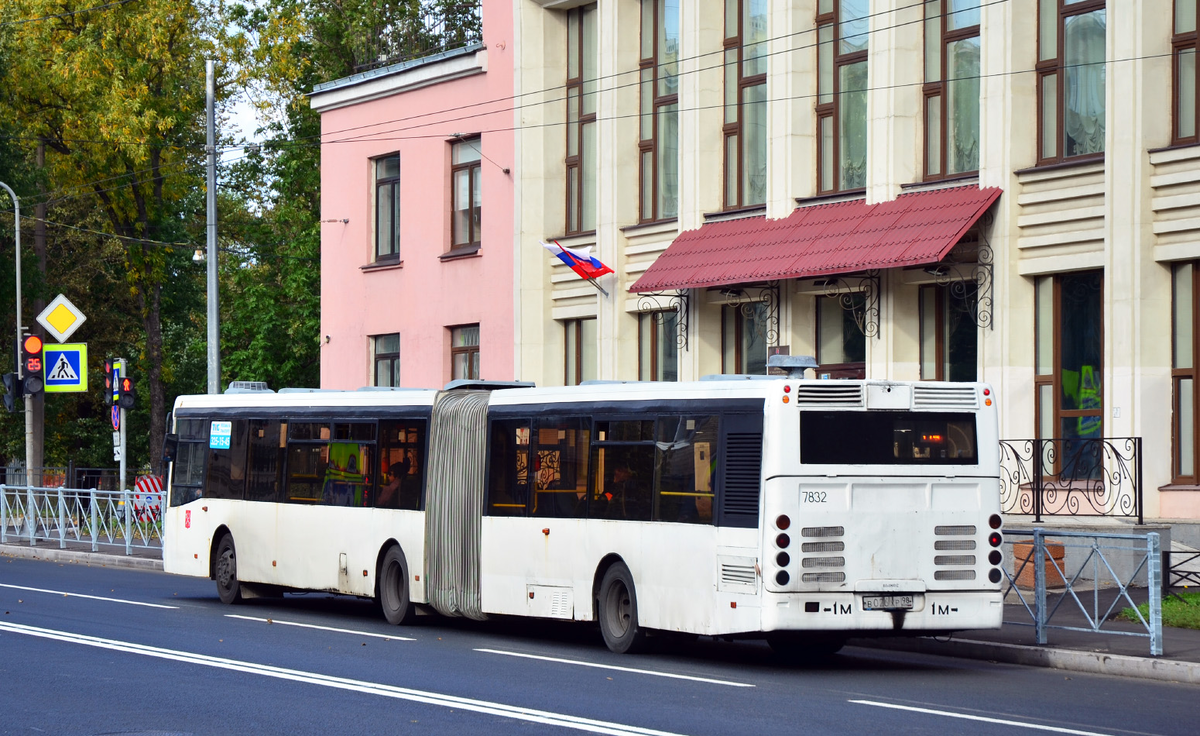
850;635;1200;685
0;543;164;572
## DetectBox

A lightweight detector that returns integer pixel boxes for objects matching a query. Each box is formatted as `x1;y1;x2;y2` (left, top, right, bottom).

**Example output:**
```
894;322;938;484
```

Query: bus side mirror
162;433;179;463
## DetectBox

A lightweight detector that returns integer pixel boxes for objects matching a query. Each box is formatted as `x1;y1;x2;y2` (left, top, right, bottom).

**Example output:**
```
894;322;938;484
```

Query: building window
721;303;769;374
639;311;678;381
451;325;480;380
923;0;981;179
375;153;401;260
1175;1;1199;145
565;318;598;385
816;293;866;378
451;137;482;249
640;0;680;222
373;333;400;387
1173;263;1198;482
1034;272;1103;460
1037;0;1106;164
723;0;768;209
919;284;978;382
566;3;598;234
817;0;869;194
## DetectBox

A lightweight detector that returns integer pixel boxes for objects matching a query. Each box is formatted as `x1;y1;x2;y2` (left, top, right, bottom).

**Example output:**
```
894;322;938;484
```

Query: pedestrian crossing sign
42;343;87;393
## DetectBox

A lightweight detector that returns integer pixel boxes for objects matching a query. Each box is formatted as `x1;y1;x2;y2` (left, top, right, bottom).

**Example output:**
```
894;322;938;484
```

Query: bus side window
169;417;208;506
206;419;248;500
246;420;282;503
531;417;590;519
378;420;425;510
590;423;654;522
488;419;530;516
286;422;330;504
653;416;718;524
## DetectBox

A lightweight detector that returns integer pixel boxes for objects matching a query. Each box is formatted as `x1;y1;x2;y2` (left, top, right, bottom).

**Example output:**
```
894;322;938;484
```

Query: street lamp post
1;180;33;480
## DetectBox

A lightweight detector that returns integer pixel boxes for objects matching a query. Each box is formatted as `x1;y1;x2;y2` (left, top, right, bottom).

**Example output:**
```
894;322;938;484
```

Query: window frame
638;311;679;381
816;0;870;195
922;0;981;180
1033;272;1105;469
639;0;680;223
1174;1;1200;146
1036;0;1107;165
1173;262;1199;483
374;153;401;261
564;317;597;386
565;4;598;235
372;333;400;387
919;282;979;381
815;292;867;378
723;0;768;210
450;136;482;251
720;302;769;375
451;324;481;381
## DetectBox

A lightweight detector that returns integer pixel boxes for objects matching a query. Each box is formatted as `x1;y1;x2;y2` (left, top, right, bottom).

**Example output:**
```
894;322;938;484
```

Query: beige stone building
508;0;1200;520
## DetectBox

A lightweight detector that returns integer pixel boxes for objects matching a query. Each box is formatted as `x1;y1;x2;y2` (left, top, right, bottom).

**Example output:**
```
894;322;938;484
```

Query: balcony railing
999;437;1143;524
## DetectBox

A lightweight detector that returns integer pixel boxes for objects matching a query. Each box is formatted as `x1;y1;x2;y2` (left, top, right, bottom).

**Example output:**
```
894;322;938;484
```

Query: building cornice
310;44;487;113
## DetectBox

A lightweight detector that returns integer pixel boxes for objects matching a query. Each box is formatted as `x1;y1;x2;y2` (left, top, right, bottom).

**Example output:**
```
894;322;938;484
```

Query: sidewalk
3;540;1199;684
850;596;1200;685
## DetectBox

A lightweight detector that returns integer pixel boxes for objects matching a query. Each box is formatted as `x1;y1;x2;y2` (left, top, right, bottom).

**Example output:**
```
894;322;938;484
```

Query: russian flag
541;241;614;281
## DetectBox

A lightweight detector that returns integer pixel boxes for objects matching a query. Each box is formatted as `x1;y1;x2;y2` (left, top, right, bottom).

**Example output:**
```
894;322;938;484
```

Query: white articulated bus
162;374;1004;655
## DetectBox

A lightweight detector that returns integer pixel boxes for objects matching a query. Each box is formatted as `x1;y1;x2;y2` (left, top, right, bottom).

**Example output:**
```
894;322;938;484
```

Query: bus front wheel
214;534;242;605
378;546;416;625
598;562;648;654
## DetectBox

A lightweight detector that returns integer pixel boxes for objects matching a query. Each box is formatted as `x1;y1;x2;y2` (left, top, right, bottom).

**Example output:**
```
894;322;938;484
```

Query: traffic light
104;360;115;406
21;333;43;396
118;375;136;409
3;373;21;412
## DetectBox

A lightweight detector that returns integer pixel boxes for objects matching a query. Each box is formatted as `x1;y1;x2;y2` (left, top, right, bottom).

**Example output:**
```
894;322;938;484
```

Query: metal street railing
999;437;1143;523
1004;528;1162;656
0;484;163;556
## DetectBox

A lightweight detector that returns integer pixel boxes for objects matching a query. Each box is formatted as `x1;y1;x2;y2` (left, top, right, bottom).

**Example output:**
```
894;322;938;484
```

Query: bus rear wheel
214;534;242;605
598;562;648;654
378;546;416;626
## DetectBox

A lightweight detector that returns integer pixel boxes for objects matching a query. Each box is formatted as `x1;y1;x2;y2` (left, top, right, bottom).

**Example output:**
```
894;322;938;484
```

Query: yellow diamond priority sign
36;294;87;343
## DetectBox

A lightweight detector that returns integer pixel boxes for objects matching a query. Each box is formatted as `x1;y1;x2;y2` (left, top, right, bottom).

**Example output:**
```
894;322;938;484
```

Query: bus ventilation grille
721;432;763;518
800;527;846;583
721;563;757;586
794;385;864;407
933;525;978;580
935;570;976;581
912;385;979;410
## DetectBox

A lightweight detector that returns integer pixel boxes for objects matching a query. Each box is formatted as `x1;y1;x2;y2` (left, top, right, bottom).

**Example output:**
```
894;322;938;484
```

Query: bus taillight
776;533;791;549
776;514;791;530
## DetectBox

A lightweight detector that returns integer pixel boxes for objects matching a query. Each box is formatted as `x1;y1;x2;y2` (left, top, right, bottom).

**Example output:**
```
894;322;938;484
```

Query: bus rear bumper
760;590;1003;633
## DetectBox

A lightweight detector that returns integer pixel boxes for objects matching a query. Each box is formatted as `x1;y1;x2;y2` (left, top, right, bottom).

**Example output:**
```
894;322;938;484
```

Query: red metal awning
630;186;1001;293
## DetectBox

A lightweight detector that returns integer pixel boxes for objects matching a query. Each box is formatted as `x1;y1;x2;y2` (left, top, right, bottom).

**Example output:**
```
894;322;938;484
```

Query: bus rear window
800;411;978;465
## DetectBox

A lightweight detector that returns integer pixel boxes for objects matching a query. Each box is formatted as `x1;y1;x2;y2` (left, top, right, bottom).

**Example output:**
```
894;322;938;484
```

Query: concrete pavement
3;539;1199;685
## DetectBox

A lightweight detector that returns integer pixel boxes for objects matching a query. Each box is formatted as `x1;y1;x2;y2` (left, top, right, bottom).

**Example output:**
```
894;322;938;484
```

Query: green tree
0;0;214;474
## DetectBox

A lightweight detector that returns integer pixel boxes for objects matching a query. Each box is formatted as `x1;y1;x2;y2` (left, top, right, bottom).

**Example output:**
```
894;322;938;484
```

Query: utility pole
30;142;47;485
206;59;220;394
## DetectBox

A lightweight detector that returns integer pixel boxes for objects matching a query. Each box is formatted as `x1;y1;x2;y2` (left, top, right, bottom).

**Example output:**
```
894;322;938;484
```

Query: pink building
311;2;514;389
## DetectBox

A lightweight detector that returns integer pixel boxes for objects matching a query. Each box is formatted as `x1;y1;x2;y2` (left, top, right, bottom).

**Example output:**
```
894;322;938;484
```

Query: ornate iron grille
998;437;1143;524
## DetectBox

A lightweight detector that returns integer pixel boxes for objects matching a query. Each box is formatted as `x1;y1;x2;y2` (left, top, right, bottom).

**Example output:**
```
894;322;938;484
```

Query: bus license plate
862;595;914;611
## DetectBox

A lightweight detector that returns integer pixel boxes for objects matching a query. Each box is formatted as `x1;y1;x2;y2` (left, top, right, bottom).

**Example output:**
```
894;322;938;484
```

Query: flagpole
586;278;609;297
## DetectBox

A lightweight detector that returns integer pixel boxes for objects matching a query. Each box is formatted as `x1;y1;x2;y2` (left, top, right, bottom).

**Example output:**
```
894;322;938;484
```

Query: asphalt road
0;556;1194;735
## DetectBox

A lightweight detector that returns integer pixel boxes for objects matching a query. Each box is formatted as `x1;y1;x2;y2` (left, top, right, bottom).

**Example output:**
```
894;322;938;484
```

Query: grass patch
1120;591;1200;629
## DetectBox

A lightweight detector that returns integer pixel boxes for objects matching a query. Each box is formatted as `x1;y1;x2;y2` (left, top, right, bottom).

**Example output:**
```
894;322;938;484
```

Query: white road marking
0;621;684;736
0;583;178;609
225;614;414;641
850;699;1115;736
476;648;754;688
